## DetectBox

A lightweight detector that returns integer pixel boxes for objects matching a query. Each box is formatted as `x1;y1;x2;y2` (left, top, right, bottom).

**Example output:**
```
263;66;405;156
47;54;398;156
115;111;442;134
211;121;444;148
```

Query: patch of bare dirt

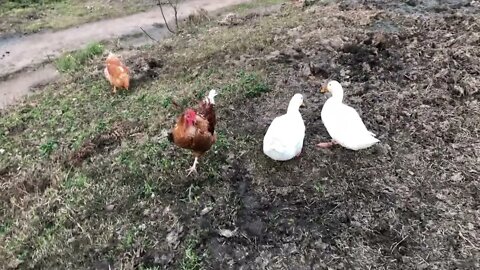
68;120;144;166
0;165;58;217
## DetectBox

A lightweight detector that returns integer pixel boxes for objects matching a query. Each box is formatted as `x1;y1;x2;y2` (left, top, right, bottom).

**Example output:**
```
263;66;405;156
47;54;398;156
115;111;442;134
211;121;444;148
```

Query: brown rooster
168;90;218;176
104;52;130;94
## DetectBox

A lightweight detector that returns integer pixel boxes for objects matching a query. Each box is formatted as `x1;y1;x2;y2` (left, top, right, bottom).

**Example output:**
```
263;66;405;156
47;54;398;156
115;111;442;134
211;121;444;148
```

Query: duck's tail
352;135;379;150
263;139;293;161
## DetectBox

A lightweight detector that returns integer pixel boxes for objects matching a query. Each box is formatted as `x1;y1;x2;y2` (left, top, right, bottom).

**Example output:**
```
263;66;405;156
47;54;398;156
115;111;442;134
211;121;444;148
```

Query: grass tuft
222;71;270;98
39;139;58;156
0;219;12;236
232;0;288;12
55;42;104;73
240;72;270;98
180;239;203;270
0;0;66;10
0;0;155;35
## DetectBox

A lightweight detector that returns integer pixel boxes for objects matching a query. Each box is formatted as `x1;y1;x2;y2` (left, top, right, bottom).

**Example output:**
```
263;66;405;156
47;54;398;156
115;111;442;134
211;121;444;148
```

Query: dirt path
0;0;251;109
0;64;57;109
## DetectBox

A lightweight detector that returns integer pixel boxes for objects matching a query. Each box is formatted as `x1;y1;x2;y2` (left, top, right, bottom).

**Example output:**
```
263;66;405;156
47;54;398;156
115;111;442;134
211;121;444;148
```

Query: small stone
406;0;418;6
299;63;312;77
166;225;184;248
218;13;242;26
287;26;302;37
105;204;115;211
466;223;474;230
218;228;237;238
329;37;344;50
265;50;280;60
200;206;213;216
451;172;463;182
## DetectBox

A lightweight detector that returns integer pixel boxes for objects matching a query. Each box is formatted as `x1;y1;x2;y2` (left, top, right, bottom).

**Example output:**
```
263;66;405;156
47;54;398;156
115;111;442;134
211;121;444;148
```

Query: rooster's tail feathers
205;89;217;105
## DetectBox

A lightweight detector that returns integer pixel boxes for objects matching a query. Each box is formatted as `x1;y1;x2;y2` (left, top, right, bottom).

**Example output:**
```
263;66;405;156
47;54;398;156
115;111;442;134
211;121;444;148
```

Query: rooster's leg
186;157;199;176
112;86;117;94
316;140;338;148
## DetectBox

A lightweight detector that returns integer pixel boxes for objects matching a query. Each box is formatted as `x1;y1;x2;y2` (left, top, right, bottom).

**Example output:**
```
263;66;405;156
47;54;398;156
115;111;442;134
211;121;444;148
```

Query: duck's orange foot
316;141;337;148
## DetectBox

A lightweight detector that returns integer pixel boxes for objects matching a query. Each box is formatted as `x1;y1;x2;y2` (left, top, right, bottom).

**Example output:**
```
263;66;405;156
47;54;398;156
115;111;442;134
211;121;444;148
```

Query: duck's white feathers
321;99;379;150
263;111;305;161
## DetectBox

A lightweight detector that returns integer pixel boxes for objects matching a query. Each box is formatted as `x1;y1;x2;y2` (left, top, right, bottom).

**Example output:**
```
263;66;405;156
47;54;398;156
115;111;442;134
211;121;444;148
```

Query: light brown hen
104;53;130;94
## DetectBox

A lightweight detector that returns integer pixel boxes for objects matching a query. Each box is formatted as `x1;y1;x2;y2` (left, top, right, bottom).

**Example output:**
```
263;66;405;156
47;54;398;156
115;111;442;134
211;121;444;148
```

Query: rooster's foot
186;157;199;176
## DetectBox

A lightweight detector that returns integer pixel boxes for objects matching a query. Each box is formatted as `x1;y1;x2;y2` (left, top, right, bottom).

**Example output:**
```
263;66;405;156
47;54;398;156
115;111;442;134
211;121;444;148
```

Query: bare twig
390;235;409;253
175;0;179;29
167;0;179;29
140;27;158;42
157;0;179;34
458;226;480;250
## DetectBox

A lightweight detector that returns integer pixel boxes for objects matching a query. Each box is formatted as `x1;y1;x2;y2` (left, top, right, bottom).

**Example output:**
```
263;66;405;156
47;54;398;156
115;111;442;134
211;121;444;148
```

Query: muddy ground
1;0;479;269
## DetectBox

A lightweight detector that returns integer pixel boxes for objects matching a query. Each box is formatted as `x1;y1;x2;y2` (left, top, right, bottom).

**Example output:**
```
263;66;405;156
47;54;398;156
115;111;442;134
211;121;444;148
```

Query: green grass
55;42;104;73
0;219;12;236
0;0;66;11
238;71;270;98
39;139;58;156
63;173;89;189
314;181;324;194
0;0;156;35
220;71;270;98
140;267;162;270
0;2;305;268
180;239;203;270
232;0;288;12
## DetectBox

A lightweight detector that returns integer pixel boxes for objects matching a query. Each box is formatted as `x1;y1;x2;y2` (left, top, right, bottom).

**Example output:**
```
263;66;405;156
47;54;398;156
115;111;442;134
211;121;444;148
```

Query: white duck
317;80;379;150
263;94;306;161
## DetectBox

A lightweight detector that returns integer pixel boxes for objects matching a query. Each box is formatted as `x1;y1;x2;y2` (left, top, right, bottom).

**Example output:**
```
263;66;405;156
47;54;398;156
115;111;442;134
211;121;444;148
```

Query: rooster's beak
300;101;307;108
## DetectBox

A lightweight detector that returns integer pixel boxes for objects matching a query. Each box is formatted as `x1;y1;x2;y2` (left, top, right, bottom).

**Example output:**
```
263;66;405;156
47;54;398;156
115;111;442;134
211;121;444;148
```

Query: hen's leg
316;140;337;148
112;86;117;94
186;157;199;176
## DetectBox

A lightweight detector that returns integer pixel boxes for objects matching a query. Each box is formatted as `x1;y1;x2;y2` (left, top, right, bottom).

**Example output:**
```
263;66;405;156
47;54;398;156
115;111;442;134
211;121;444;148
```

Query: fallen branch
140;27;158;42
